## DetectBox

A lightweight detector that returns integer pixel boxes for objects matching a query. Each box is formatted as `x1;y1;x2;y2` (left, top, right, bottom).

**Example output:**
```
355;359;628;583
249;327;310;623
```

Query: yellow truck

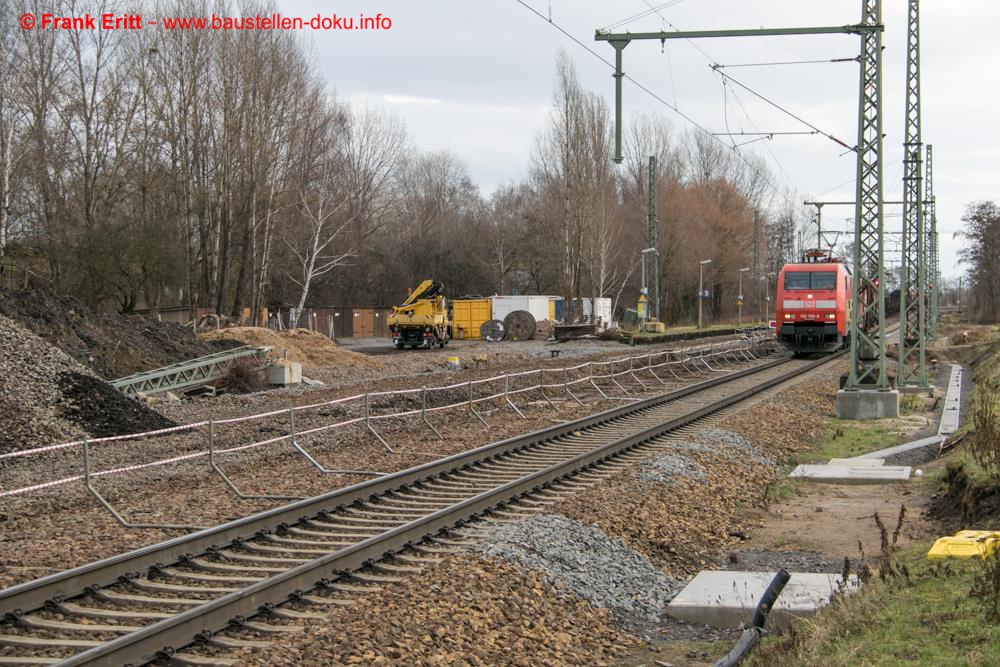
387;280;453;350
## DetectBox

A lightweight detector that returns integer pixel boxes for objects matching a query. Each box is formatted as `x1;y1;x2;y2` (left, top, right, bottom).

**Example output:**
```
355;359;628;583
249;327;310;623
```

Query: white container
490;295;551;324
566;298;614;329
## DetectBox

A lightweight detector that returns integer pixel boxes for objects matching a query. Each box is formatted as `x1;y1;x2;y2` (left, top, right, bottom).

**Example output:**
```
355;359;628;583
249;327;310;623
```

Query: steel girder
898;0;927;387
847;0;888;390
111;346;270;396
925;144;939;337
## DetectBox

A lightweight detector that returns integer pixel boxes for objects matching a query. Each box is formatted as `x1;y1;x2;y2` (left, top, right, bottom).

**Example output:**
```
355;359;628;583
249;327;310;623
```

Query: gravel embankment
226;556;639;667
0;314;175;455
476;514;680;635
552;364;844;579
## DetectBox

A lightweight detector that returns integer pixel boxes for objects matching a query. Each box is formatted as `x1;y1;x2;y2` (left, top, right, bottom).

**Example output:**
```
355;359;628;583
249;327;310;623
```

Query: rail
0;350;835;666
0;335;772;500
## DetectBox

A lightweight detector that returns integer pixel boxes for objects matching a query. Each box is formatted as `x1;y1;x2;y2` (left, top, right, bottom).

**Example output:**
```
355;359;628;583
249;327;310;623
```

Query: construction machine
387;280;453;350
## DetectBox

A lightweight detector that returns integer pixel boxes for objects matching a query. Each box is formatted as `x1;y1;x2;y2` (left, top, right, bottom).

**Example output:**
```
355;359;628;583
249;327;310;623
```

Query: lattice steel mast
845;0;888;392
647;155;660;321
898;0;927;388
925;144;939;337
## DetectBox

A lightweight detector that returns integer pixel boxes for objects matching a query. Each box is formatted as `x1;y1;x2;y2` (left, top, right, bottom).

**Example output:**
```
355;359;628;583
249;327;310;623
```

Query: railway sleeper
15;615;142;634
55;602;171;622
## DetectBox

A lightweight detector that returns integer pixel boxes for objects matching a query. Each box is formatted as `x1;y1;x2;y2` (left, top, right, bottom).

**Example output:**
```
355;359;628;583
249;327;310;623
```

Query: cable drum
480;319;506;342
503;310;536;341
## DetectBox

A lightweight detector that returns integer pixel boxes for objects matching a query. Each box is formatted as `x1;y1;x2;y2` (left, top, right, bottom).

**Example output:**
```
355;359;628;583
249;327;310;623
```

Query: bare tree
285;154;354;324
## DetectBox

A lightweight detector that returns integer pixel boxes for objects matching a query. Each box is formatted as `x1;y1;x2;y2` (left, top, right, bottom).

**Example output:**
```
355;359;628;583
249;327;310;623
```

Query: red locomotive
774;250;852;354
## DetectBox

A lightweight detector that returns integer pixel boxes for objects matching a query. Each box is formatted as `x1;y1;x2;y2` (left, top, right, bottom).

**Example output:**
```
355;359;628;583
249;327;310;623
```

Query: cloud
382;94;443;106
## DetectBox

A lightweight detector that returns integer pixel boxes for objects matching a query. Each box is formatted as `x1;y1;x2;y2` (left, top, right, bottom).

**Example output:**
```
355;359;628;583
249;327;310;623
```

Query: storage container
452;298;492;340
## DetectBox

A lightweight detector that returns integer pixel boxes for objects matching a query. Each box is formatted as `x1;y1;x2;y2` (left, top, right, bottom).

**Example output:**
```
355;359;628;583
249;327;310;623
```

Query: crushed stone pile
638;453;706;483
233;555;637;666
476;514;679;633
0;314;175;454
198;327;382;369
0;289;234;378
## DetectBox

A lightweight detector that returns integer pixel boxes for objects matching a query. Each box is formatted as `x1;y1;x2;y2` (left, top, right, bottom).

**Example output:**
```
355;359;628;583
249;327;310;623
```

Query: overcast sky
276;0;999;281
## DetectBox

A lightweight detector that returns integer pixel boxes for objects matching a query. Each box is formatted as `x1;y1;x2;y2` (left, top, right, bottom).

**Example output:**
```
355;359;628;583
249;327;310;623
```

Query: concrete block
667;570;858;630
837;389;899;420
266;362;302;386
789;463;911;483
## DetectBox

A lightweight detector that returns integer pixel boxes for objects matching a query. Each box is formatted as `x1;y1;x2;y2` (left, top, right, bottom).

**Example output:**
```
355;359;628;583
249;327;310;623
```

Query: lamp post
738;267;750;326
698;259;712;329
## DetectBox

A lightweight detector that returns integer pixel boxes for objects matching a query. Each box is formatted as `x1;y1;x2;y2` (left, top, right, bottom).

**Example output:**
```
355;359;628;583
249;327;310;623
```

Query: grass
899;392;926;415
788;419;898;465
766;478;799;502
752;545;1000;666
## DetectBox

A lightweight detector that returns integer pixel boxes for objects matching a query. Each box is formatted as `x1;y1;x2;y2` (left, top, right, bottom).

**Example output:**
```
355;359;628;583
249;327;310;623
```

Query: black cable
513;0;779;193
712;67;855;152
601;0;688;32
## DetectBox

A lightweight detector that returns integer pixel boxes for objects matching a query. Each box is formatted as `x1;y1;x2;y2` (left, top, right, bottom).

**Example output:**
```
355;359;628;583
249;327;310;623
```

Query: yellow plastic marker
926;530;1000;559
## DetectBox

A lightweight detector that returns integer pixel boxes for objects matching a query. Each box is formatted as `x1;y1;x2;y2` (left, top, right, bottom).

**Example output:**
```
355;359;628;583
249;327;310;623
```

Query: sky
275;0;1000;282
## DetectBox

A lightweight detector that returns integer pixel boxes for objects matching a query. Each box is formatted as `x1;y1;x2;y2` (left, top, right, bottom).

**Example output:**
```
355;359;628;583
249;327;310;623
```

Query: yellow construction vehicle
387;280;453;350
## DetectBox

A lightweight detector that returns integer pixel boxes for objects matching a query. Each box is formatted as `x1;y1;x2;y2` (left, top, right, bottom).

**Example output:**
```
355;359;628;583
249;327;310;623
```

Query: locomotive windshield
785;271;837;290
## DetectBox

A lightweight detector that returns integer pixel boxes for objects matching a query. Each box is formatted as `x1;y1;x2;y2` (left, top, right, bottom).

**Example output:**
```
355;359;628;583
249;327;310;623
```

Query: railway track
0;351;838;666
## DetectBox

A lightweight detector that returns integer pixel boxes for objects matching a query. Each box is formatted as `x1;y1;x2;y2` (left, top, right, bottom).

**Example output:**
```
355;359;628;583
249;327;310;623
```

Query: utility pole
752;210;760;322
841;0;896;417
898;0;927;389
647;156;660;321
804;202;826;248
925;144;939;338
698;259;712;329
738;267;750;326
594;1;891;417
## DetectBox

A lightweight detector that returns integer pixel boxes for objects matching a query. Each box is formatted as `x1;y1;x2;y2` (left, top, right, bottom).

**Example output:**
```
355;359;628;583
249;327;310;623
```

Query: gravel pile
0;288;235;378
660;429;775;468
637;453;706;483
0;314;175;454
476;514;679;632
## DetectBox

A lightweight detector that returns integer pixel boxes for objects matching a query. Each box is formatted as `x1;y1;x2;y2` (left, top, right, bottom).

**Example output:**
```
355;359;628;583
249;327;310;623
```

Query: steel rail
0;354;782;616
61;351;839;666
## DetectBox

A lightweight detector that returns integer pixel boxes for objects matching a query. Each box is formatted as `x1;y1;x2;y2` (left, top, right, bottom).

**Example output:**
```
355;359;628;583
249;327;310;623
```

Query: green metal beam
925;144;939;337
595;25;878;42
595;22;881;163
898;0;927;388
846;0;888;391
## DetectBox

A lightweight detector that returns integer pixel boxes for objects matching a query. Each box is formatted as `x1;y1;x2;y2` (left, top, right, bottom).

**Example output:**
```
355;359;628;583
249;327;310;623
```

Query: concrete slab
938;365;963;436
789;463;911;483
850;435;944;461
667;570;858;629
837;389;900;420
828;458;886;466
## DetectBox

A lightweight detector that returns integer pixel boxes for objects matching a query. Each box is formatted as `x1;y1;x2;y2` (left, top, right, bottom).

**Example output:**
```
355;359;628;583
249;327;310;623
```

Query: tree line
0;0;807;326
959;200;1000;322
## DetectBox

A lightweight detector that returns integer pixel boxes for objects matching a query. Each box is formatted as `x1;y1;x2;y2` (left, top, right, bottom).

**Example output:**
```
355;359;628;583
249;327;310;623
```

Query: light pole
698;259;712;329
738;267;750;326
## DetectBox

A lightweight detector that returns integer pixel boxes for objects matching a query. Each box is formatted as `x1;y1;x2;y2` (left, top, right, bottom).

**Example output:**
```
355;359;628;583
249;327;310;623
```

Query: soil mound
0;289;236;379
198;327;382;369
0;314;175;454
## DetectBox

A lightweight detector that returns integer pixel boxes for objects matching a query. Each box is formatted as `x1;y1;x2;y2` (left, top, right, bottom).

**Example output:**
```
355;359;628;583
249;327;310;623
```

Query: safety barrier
0;333;773;528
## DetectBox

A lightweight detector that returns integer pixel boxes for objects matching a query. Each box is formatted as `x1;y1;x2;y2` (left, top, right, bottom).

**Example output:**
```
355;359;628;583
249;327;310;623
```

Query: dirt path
740;469;943;569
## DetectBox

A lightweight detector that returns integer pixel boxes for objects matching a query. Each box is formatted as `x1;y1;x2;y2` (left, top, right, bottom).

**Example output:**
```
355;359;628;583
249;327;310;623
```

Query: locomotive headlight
783;313;793;320
825;313;836;320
